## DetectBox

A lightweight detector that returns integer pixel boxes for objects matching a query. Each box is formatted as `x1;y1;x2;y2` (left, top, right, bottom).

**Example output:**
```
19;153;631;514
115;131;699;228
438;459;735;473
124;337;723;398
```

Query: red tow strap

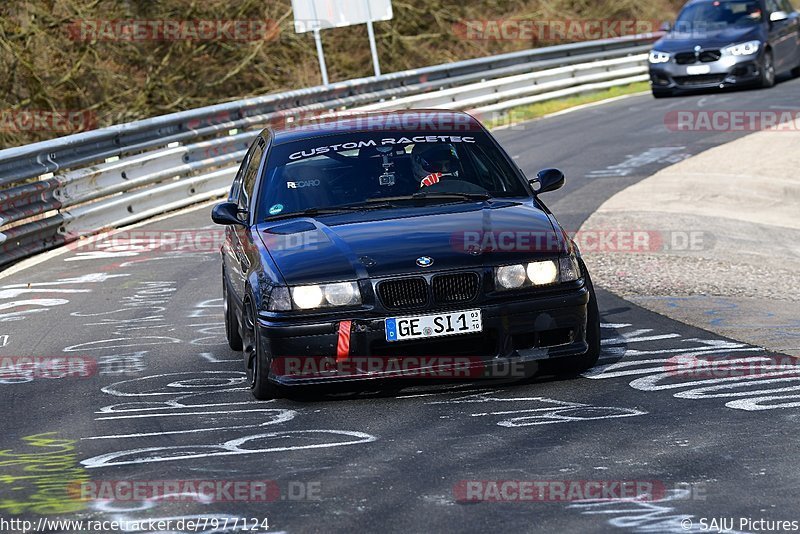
337;321;352;361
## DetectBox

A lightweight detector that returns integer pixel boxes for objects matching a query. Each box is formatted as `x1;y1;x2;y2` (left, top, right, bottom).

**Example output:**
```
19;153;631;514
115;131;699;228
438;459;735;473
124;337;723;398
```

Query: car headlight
496;265;527;289
323;282;360;306
649;50;671;64
527;261;558;286
289;282;361;310
723;40;761;56
292;285;324;309
495;256;581;290
495;260;558;290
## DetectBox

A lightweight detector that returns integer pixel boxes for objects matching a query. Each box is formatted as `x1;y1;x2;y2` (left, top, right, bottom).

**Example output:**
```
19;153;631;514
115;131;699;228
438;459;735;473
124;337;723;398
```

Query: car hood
654;26;763;51
257;201;564;285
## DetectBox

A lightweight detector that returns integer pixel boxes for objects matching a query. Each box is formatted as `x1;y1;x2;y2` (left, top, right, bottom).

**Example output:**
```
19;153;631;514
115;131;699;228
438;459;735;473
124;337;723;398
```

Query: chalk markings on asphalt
586;323;799;411
587;147;690;178
81;371;377;468
0;273;130;322
81;429;378;468
427;392;647;427
568;488;747;534
90;493;268;534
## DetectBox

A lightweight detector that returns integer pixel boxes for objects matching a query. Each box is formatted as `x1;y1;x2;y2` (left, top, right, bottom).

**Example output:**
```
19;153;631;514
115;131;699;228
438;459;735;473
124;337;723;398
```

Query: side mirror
530;168;565;194
770;11;789;22
659;21;672;32
212;202;247;226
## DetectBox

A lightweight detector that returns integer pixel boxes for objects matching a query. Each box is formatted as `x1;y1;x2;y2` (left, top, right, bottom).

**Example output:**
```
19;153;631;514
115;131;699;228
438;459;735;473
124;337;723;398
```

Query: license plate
686;65;711;75
385;310;482;342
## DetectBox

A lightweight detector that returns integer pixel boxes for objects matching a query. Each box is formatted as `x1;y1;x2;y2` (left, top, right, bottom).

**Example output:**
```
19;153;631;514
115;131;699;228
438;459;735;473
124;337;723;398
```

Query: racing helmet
411;143;460;180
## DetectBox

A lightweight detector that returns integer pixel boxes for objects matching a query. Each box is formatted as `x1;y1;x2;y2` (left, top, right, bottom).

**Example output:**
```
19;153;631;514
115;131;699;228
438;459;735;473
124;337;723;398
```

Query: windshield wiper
263;203;395;222
413;192;492;201
365;192;492;204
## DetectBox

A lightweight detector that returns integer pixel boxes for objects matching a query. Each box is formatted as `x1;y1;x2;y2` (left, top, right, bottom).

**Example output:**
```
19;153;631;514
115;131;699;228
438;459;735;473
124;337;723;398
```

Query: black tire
652;89;673;99
541;268;601;376
760;50;776;88
223;275;243;351
243;296;280;400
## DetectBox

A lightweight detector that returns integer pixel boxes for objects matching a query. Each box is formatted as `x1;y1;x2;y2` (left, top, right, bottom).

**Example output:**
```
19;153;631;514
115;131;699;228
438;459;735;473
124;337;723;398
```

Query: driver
744;3;762;23
411;143;461;188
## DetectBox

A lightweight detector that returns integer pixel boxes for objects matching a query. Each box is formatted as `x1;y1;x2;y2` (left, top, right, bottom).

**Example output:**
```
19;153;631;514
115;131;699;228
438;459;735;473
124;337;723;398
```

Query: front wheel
243;296;281;400
652;89;673;99
760;50;776;88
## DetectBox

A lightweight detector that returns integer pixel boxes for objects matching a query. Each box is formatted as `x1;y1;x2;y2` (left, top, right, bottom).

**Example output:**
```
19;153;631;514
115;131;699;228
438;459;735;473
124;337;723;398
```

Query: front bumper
649;53;762;92
257;284;590;387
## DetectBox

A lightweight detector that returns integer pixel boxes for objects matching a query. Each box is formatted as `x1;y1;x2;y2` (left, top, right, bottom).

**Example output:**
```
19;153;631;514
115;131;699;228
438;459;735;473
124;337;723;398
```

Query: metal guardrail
0;33;659;269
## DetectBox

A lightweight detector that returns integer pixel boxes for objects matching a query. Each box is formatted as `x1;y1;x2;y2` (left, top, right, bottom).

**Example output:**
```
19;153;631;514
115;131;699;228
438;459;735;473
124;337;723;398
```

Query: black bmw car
649;0;800;97
212;111;600;400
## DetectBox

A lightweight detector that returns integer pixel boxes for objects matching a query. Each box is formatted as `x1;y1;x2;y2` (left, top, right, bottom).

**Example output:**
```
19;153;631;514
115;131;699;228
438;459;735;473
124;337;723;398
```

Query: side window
229;144;254;202
465;143;517;193
766;0;782;13
238;140;265;213
782;0;795;12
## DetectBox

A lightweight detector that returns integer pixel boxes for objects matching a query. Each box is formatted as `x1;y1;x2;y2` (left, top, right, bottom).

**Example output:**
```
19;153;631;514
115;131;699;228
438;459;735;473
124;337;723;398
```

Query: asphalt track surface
1;77;799;534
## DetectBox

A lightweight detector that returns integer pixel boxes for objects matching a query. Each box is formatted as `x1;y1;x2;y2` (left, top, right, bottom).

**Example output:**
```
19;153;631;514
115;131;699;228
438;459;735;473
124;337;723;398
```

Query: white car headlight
496;260;560;290
649;50;671;64
323;282;360;306
292;285;324;309
527;260;559;286
496;256;581;290
723;40;761;56
496;265;527;289
290;282;361;310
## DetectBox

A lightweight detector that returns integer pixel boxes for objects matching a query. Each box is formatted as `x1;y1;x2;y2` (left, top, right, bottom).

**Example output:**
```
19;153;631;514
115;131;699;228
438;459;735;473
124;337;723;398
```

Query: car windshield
674;0;763;32
257;131;528;220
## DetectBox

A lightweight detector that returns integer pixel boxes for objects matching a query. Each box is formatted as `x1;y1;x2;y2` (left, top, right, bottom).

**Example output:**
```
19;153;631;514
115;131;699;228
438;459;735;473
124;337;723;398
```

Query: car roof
263;109;485;146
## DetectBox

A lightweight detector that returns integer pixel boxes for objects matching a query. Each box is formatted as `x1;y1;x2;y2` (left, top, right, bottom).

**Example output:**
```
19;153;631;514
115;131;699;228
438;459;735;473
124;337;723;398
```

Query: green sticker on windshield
269;204;284;215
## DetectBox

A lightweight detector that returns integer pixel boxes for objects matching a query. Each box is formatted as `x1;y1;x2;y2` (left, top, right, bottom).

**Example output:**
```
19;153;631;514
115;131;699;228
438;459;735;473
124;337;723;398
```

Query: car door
780;0;800;66
230;138;267;298
767;0;795;70
223;143;252;302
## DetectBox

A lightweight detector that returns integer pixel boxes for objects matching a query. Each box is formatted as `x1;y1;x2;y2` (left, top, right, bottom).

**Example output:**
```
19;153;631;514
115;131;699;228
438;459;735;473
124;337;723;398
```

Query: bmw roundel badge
416;256;434;268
